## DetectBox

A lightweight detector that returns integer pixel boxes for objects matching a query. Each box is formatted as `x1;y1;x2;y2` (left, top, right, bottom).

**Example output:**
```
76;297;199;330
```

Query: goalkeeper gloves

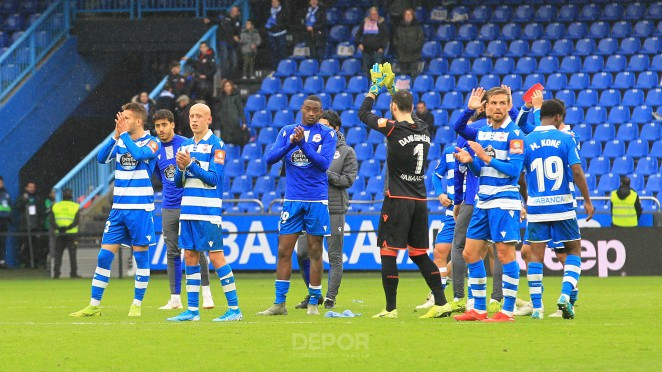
369;63;385;95
382;62;396;95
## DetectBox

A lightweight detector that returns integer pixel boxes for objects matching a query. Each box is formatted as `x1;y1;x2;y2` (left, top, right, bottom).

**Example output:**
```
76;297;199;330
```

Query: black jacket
393;19;424;63
188;50;216;81
355;17;388;53
210;14;242;46
266;7;288;35
15;193;44;232
303;6;326;44
326;132;358;214
168;72;188;97
214;93;247;145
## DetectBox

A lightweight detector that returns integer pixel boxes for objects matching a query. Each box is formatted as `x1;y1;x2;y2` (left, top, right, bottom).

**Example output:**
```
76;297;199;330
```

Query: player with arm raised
167;103;242;322
258;95;336;316
359;63;451;319
521;100;594;320
70;103;160;317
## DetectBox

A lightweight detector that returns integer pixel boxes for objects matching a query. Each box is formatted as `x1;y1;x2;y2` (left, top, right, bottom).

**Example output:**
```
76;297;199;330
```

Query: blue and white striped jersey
97;131;160;211
433;146;462;216
524;125;581;222
174;130;225;224
470;118;525;210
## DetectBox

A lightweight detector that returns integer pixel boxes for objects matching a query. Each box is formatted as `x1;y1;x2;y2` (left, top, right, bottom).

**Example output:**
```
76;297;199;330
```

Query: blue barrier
72;0;135;18
0;0;70;101
72;0;248;19
137;0;200;18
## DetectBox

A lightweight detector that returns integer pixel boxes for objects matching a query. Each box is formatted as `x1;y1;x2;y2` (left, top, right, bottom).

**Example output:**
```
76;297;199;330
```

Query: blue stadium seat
523;23;544;40
590;72;612;90
544;22;565;40
346;75;368;94
523;74;545;89
625;2;646;20
346;175;364;196
348;191;372;213
551;39;573;56
471;57;492;75
589;21;610;39
502;74;522;91
594;124;615;142
427;58;449;75
245;94;266;112
620;37;641;55
511;90;525;108
339;58;361;76
274;59;296;77
326;7;341;24
354;143;373;162
359;159;381;177
375;93;392;111
555;89;575;106
640;123;661;141
241;143;263;162
604;55;627;73
464;40;485;58
603;3;624;21
479;74;500;90
4;14;24;32
268;162;282;177
627;54;650;72
635;157;658;176
296;59;319;76
608;106;630;124
478;23;499;41
641;192;660;212
435;24;456;41
577;89;598;108
621;89;647;109
493;5;512;23
597;174;620;194
580;140;601;159
652;141;662;159
634;20;655;38
588;156;610;174
365;175;385;196
538;56;559;74
613;72;635;89
578;4;601;22
276;178;287;195
374;142;386;161
646;88;662;107
302;76;324;95
345;126;367;146
272;109;294;128
603;140;626;158
415;6;427;22
514;5;535;22
286;93;306;112
435;75;455;92
254;175;275;196
258;77;280;95
342;7;362;25
585;106;607;125
339;109;359;127
225;144;240;162
558;4;578;22
642;36;661;54
574;38;596;57
319;59;340;76
493;57;514;74
649;3;662;20
632;105;653;124
412;74;434;93
435;125;455;144
457;75;478;93
581;55;604;73
630;174;646;192
457;24;478;41
565;107;584;125
559;56;581;73
442;40;464;58
332;93;353;111
626;139;649;158
471;5;492;24
616;123;638;142
325;76;346;94
535;4;556;22
514;56;536;74
573;123;591;142
257;127;278;146
645;174;662;194
262;191;281;212
501;23;521;41
230;175;251;196
611;21;632;38
281;76;303;95
529;39;551;56
596;38;618;56
449;58;470;75
422;91;442;109
440;91;463;110
449;109;464;128
267;94;288;112
598;89;621;107
652;54;662;71
422;41;442;59
584;173;596;190
567;22;587;39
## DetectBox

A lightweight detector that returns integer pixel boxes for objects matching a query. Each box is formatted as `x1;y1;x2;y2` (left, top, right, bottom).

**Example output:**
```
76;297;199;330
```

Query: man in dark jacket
303;0;326;61
174;95;193;138
204;6;242;79
415;101;435;135
295;110;358;309
393;8;424;77
265;0;288;70
0;176;12;267
15;181;44;268
356;7;388;75
183;42;216;103
167;61;188;97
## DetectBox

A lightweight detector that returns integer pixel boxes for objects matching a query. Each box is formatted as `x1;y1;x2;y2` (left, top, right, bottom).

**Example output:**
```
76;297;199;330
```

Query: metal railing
0;0;70;101
137;0;201;18
53;25;218;204
72;0;248;20
73;0;135;18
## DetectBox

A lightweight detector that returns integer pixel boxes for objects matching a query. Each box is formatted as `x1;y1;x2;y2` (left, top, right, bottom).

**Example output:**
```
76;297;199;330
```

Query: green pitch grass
1;273;661;371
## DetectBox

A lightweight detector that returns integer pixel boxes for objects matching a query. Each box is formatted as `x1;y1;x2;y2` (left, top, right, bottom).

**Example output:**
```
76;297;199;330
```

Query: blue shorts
179;220;224;252
435;215;456;244
527;218;581;246
466;207;521;243
102;209;155;247
523;228;564;249
279;201;331;236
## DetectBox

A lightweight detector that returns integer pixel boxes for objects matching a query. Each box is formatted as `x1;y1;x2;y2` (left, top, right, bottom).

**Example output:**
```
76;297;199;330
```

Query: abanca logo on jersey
120;153;138;170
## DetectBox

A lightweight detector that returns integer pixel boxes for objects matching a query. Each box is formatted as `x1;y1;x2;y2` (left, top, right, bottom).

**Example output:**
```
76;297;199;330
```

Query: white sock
201;285;212;297
171;294;181;302
90;299;100;306
132;299;142;306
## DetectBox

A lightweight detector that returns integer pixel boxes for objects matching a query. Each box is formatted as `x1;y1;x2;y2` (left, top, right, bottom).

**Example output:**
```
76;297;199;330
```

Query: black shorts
377;196;429;250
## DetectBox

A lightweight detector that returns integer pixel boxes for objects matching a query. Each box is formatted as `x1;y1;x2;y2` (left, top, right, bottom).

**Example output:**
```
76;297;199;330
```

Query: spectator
0;176;12;268
15;181;44;268
133;92;157;129
415;101;434;134
49;188;80;279
393;8;424;77
156;83;176;112
167;61;188;97
303;0;326;60
389;0;419;29
204;6;242;79
356;7;388;77
214;80;248;145
265;0;288;70
611;176;642;227
239;19;262;79
183;42;217;103
174;95;193;138
44;189;55;232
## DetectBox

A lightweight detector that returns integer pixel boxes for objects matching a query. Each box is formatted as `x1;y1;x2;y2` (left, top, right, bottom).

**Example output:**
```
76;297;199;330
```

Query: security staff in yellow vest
611;176;642;227
49;189;81;278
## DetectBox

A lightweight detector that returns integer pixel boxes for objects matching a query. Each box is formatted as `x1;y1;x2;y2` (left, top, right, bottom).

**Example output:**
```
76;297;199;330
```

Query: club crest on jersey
119;153;138;170
484;145;496;158
509;139;524;154
313;134;322;142
333;150;340;159
164;164;176;181
290;149;311;167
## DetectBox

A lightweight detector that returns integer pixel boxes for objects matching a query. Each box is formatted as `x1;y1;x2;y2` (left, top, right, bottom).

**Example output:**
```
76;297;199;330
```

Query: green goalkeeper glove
382;62;396;95
369;63;385;95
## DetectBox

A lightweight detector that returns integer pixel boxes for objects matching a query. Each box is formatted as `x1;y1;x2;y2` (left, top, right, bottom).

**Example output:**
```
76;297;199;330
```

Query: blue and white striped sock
570;287;579;305
562;255;582;298
527;262;544;311
216;265;238;310
308;284;322;305
275;280;290;304
185;265;201;313
440;267;447;290
502;260;520;316
467;269;473;300
90;249;115;306
132;250;150;306
468;260;487;314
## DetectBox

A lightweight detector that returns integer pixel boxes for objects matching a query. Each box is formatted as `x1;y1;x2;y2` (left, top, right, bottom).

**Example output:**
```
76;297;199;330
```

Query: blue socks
302;258;311;287
570;287;579;305
275;280;290;304
174;255;182;295
501;260;520;316
562;255;582;298
308;284;322;305
90;249;115;306
216;265;239;310
132;250;150;306
527;262;544;311
468;260;487;313
185;265;201;313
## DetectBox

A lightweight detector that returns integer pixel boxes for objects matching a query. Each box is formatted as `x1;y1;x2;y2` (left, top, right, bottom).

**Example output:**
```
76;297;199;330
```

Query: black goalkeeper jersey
358;95;430;200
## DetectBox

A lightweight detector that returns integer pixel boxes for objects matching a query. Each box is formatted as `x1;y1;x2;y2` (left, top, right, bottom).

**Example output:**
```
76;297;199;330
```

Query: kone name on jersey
529;139;561;151
398;133;430;147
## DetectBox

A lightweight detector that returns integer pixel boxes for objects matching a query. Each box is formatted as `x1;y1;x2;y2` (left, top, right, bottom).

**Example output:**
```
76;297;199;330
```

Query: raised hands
467;87;486;111
114;112;128;139
531;90;544;110
454;146;474;164
290;125;305;143
176;149;192;170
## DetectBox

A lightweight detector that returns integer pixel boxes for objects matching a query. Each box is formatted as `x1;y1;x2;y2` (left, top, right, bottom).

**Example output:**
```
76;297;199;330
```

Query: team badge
313;134;322;142
164;164;176;181
484;145;496;158
509;139;524;154
333;150;340;159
